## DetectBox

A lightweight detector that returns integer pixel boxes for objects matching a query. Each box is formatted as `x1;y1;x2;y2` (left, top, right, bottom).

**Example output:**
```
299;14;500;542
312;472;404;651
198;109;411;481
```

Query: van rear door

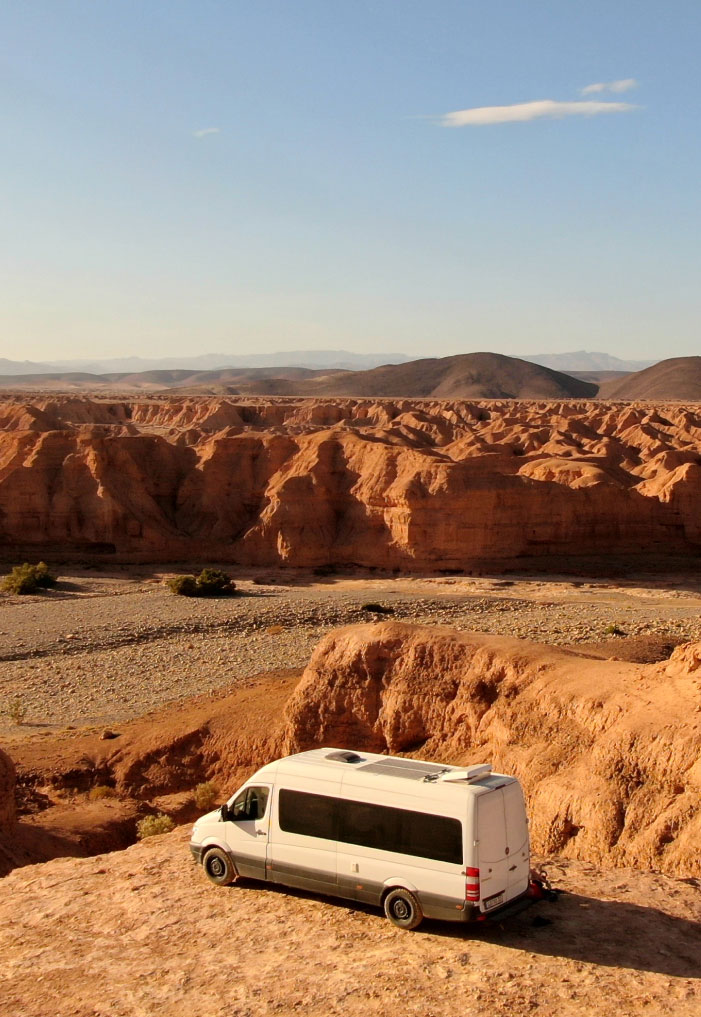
502;781;530;898
476;783;530;910
475;789;510;912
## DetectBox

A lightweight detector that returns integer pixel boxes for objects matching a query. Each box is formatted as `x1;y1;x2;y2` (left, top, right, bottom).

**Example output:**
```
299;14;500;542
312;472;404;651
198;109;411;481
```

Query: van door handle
509;864;517;871
257;830;267;836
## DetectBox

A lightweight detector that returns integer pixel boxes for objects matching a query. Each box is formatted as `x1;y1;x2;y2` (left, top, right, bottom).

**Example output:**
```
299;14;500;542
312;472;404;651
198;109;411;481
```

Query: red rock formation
283;623;701;875
2;395;701;567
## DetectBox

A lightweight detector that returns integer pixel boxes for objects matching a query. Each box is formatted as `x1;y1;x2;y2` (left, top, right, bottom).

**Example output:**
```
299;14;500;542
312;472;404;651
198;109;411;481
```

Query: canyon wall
283;623;701;875
1;395;701;568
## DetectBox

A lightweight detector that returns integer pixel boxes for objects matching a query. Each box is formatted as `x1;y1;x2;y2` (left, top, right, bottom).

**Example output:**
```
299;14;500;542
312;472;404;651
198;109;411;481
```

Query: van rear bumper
478;888;532;922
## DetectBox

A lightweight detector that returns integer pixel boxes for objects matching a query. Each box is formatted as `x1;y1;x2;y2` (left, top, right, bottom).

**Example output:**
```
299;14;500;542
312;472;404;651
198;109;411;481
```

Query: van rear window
278;789;462;865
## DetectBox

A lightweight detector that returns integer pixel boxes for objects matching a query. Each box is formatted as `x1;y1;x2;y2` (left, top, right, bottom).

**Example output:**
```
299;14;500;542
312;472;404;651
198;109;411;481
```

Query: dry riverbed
2;566;701;737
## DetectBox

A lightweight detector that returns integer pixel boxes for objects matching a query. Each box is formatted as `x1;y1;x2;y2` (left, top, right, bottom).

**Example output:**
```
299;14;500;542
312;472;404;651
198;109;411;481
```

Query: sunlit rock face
283;622;701;875
1;395;701;567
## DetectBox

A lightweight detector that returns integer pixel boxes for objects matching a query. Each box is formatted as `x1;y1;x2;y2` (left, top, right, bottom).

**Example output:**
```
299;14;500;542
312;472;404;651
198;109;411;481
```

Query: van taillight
465;867;480;901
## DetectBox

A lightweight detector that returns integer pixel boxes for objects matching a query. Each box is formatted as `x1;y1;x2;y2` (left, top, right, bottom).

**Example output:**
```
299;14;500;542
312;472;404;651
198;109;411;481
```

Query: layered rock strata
1;396;701;567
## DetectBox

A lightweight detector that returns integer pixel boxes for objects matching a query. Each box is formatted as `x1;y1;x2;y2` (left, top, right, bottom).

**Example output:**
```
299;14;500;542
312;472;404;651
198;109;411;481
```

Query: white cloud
440;99;638;126
580;78;638;95
193;127;221;138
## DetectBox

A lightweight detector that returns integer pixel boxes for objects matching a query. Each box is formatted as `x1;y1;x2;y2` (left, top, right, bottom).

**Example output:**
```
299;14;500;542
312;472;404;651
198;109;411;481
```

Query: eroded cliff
2;395;701;567
283;624;701;875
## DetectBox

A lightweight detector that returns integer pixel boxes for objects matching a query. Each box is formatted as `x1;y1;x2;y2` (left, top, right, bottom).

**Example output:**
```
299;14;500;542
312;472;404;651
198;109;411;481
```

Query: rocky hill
299;353;597;399
0;352;597;398
600;357;701;400
1;395;701;568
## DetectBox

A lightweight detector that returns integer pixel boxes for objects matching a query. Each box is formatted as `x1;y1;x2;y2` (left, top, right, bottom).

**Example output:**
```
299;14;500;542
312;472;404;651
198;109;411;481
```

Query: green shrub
88;785;117;801
604;623;625;637
2;562;58;595
167;574;199;596
7;696;27;725
195;568;236;596
194;781;219;811
167;569;236;598
136;813;175;839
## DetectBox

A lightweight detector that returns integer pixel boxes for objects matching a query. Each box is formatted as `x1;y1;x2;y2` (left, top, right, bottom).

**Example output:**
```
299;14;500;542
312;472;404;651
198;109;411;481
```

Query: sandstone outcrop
2;395;701;568
284;623;701;876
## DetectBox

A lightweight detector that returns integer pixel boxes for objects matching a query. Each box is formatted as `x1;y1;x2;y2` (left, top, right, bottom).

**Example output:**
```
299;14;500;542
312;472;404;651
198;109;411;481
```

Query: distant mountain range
0;353;597;399
3;350;697;401
522;351;657;373
0;350;412;376
0;349;659;376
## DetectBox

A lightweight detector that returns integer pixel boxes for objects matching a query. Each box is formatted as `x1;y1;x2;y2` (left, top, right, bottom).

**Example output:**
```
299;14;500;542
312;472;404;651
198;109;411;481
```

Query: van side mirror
220;803;230;822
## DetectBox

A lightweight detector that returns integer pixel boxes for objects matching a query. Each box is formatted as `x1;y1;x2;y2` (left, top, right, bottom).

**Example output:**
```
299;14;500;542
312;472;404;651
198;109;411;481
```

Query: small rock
100;729;119;740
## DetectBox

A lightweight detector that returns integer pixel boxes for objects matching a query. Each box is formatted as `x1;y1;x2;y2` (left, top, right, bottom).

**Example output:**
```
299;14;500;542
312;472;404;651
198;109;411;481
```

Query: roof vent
437;764;492;783
325;750;363;764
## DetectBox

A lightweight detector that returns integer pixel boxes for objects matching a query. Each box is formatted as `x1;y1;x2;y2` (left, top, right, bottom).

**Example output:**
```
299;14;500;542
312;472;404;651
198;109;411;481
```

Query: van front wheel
383;888;423;930
203;848;237;886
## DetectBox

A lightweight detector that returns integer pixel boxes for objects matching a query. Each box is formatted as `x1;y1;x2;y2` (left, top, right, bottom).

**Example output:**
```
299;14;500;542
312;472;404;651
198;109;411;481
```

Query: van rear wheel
203;848;236;886
383;888;423;930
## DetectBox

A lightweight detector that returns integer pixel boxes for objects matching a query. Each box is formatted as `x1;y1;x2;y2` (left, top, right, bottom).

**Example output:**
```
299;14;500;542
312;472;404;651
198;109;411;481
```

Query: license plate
484;892;504;911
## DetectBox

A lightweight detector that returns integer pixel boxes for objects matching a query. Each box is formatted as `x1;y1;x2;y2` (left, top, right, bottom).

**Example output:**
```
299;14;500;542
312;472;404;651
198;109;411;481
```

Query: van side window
278;789;463;864
231;786;269;821
279;788;336;840
339;798;462;865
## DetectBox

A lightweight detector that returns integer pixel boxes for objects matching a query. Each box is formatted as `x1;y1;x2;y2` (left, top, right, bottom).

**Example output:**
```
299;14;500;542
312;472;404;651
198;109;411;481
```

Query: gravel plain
2;566;701;737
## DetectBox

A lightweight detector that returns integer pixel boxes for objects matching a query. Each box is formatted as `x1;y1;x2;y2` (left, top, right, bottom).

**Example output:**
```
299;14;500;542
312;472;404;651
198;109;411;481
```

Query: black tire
383;888;423;930
202;847;237;886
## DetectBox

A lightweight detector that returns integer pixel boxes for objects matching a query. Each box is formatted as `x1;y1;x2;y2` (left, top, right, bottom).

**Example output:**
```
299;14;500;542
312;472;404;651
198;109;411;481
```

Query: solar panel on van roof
359;758;451;781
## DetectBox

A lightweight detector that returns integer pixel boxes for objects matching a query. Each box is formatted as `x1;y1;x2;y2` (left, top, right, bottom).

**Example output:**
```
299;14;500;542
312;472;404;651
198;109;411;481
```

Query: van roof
256;747;515;796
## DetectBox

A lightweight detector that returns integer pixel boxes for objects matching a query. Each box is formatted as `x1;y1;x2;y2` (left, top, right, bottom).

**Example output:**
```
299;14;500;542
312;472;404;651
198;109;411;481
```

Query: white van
189;748;531;929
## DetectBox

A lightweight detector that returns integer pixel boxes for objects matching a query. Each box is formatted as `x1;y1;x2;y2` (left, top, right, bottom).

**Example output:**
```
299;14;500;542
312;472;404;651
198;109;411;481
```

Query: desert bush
193;781;219;811
88;785;117;801
196;568;236;595
167;574;199;596
136;813;175;839
2;561;57;595
7;696;27;725
167;569;236;597
604;623;625;637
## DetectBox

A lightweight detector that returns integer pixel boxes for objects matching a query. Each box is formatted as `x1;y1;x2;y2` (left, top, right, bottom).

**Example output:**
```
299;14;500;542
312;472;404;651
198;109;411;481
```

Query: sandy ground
2;567;701;1016
3;566;701;739
0;827;699;1017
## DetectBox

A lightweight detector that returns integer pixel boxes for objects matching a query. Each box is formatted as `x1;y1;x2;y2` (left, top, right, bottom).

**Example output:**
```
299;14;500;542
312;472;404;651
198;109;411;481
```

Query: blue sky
2;0;700;361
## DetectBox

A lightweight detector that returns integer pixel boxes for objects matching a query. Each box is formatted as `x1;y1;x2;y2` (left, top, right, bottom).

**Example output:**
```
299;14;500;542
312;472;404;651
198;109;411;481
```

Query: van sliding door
270;788;338;895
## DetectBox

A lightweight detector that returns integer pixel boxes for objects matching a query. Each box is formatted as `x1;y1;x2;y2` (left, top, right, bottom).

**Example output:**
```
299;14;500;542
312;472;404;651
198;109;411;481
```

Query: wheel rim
392;898;411;921
208;856;225;878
